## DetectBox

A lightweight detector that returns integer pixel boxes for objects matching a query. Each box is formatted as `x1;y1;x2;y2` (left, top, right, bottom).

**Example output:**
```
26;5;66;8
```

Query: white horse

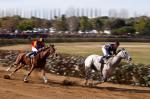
84;48;132;86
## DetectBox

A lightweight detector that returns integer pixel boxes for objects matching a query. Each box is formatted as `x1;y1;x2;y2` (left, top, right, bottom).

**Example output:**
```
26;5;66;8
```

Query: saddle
101;55;112;64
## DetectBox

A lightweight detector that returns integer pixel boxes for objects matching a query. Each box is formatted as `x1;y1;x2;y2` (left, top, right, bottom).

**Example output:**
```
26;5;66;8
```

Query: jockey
27;37;45;58
32;37;45;52
101;41;120;60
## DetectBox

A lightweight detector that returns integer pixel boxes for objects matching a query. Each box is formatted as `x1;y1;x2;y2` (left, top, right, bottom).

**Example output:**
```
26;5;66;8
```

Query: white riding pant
32;47;38;52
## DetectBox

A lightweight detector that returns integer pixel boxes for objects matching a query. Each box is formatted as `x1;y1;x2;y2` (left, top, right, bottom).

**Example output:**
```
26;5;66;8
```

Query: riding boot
101;64;104;76
101;56;107;63
106;55;111;59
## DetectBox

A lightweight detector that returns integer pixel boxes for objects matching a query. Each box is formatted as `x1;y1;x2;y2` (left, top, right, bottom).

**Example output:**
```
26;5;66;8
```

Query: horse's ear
49;44;54;47
51;44;54;47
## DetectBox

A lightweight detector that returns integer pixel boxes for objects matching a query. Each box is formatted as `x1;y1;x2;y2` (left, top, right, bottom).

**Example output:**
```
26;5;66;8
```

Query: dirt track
0;66;150;99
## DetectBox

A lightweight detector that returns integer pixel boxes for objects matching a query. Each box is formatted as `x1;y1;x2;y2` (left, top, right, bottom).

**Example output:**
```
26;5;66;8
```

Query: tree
52;20;66;31
52;15;67;31
0;16;20;32
90;18;103;31
41;20;51;28
142;19;150;35
134;17;149;35
126;18;135;26
0;21;1;28
66;16;79;32
110;18;126;29
112;26;135;35
17;20;34;31
79;16;92;31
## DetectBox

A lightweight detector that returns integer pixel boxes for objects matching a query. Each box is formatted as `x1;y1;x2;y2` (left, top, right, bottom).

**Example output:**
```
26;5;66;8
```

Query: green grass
55;42;150;65
0;42;149;65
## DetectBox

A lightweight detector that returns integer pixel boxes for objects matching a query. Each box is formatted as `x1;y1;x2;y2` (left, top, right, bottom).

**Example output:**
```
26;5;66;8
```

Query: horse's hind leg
42;68;48;84
93;69;108;85
84;67;92;86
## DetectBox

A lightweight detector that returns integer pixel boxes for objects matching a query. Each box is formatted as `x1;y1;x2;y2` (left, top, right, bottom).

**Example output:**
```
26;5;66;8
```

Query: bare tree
66;16;79;32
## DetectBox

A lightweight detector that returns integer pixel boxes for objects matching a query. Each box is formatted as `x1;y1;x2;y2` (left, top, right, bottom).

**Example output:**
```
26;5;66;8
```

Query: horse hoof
6;69;10;71
4;75;10;79
24;80;29;83
44;80;48;84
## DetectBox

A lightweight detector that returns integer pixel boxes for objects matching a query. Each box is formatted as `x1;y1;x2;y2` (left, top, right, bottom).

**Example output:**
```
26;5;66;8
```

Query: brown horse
5;44;56;83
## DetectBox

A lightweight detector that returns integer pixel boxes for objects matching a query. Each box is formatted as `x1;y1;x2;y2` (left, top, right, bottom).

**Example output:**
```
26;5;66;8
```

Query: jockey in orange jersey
27;38;45;58
32;38;45;52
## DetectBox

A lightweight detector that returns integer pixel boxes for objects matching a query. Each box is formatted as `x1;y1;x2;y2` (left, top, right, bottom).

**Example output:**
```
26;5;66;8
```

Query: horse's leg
93;69;108;85
9;63;23;77
6;63;15;71
84;67;92;86
41;68;48;84
6;61;19;71
7;53;23;71
24;65;35;82
101;69;108;82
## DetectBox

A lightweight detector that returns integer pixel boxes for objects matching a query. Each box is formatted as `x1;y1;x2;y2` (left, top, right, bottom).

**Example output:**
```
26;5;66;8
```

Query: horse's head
41;44;56;58
48;44;56;55
49;44;58;58
117;48;132;63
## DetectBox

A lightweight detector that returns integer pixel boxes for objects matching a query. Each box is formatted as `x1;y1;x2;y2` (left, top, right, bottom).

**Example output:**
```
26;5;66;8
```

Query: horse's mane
38;47;50;52
116;48;125;54
116;49;121;54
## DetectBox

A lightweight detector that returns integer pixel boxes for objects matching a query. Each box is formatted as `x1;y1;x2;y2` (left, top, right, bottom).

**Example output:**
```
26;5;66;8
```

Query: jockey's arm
112;49;117;55
33;41;38;49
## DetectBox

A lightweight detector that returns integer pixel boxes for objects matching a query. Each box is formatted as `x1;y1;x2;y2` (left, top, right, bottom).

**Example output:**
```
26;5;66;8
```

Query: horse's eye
124;52;127;54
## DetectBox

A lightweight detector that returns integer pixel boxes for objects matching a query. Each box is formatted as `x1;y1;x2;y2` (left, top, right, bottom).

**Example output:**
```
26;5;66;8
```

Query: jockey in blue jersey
102;41;120;60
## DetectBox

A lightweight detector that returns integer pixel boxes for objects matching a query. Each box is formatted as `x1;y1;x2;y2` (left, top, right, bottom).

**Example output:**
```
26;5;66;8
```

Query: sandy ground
0;66;150;99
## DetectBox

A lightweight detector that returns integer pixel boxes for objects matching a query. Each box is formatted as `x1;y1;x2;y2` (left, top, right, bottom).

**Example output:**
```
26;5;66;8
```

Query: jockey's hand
38;48;42;52
41;47;44;50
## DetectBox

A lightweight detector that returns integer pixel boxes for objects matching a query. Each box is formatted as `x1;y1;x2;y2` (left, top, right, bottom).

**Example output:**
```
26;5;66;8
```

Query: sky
0;0;150;17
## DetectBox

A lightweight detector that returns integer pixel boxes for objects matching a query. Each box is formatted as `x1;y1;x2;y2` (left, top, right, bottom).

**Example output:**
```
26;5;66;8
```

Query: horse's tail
14;53;25;65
